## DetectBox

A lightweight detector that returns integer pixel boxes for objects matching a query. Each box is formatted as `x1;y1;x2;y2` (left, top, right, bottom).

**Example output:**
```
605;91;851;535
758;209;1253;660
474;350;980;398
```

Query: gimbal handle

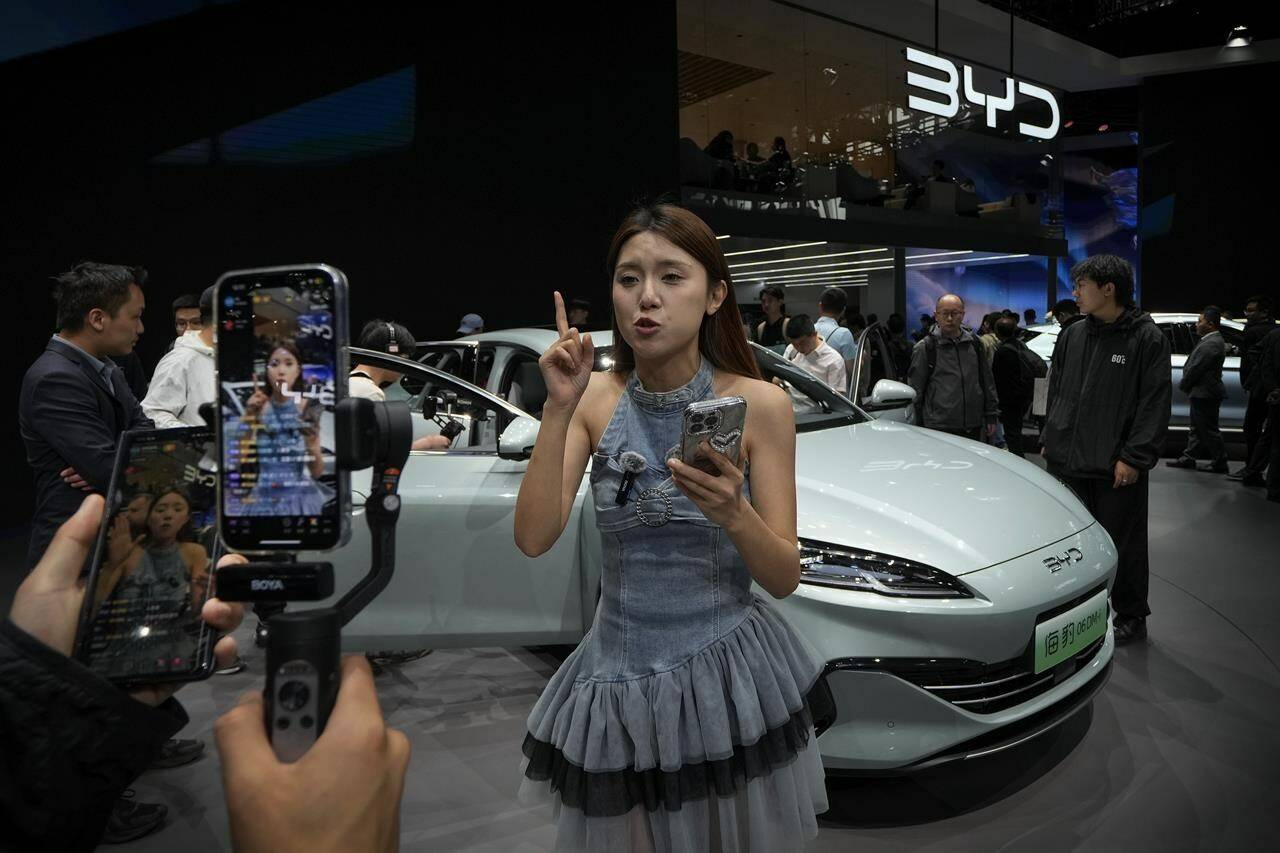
333;397;413;625
262;398;412;762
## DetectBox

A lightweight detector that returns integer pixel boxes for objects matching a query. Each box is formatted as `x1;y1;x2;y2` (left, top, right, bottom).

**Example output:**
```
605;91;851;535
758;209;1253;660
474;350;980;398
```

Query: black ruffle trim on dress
522;680;835;818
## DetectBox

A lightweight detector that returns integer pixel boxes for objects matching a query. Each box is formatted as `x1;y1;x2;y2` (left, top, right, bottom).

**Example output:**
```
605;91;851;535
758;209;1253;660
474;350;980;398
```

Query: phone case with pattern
681;396;747;475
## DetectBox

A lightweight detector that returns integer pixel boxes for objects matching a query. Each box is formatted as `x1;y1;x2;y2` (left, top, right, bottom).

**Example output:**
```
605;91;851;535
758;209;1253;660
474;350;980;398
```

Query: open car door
851;323;915;422
310;349;591;650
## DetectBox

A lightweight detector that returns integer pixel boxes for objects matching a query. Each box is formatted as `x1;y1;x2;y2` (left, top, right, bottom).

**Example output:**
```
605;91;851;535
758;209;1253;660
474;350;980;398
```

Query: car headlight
798;538;972;598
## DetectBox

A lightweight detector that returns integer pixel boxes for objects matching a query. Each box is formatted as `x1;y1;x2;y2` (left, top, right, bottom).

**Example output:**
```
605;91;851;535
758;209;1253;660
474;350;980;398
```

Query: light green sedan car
315;328;1117;774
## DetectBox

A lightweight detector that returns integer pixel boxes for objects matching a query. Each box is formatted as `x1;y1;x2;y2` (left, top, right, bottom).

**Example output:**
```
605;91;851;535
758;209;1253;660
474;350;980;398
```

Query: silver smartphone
681;396;747;476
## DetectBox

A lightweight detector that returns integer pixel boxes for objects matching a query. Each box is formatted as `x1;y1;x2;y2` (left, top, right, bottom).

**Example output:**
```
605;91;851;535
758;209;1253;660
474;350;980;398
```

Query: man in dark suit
1168;305;1229;473
18;262;211;842
19;262;153;568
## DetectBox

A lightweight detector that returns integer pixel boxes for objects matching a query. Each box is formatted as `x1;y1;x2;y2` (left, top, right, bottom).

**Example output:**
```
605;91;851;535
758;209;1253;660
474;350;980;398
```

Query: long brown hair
606;204;761;380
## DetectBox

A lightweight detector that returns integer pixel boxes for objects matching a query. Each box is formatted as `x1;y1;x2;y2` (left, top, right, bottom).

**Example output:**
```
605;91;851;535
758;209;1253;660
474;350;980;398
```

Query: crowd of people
766;256;1277;648
6;223;1278;849
703;130;795;194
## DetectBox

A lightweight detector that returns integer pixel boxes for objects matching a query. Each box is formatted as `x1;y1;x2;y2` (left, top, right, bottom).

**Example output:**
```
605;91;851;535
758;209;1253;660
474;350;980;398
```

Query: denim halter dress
520;359;828;852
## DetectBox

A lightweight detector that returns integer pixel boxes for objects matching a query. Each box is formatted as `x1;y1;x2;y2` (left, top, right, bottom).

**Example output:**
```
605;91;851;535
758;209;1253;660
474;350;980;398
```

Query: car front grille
894;634;1105;714
823;584;1109;715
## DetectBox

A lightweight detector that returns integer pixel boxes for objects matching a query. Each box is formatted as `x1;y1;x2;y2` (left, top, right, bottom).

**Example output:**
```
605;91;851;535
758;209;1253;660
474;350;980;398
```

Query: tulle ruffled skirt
519;598;830;852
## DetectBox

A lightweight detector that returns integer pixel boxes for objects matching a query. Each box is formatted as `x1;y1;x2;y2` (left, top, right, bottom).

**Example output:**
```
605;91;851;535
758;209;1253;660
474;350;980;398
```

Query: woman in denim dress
515;204;828;851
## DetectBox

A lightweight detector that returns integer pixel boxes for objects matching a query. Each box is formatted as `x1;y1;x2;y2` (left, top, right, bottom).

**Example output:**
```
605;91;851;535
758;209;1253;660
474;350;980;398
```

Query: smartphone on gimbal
215;265;350;552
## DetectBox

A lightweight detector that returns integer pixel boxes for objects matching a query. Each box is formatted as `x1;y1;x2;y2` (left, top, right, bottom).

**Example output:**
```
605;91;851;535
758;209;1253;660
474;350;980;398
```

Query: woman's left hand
667;442;748;529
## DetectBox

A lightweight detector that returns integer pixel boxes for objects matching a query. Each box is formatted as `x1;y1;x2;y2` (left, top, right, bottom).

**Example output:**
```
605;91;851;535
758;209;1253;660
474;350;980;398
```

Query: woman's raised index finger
554;291;569;337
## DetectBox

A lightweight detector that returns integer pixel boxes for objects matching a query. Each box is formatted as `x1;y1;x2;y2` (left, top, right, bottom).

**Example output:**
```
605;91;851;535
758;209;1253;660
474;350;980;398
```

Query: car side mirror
498;416;540;461
870;379;916;406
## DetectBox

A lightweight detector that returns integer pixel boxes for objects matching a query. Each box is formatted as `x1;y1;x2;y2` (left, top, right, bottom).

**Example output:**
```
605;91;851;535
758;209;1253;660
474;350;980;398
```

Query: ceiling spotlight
1098;123;1110;132
1226;25;1252;48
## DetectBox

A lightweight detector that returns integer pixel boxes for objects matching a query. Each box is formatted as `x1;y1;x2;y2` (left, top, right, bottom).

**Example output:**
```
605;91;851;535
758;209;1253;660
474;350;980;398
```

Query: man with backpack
992;316;1046;456
1042;255;1171;645
907;293;999;440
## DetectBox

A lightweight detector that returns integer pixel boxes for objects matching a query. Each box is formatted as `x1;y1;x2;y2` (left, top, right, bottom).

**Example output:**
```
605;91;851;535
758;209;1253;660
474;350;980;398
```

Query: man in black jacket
1251;325;1280;502
1168;306;1229;473
991;316;1040;456
19;262;154;570
1230;295;1275;484
1050;297;1084;329
16;263;207;838
1042;255;1171;645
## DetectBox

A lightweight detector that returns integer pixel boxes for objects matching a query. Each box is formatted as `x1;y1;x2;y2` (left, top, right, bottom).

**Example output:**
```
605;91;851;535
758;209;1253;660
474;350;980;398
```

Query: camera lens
278;680;310;711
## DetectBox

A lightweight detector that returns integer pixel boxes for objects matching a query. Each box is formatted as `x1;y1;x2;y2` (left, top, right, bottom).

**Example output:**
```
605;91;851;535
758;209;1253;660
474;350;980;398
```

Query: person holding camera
514;204;827;850
1;495;411;851
0;496;244;848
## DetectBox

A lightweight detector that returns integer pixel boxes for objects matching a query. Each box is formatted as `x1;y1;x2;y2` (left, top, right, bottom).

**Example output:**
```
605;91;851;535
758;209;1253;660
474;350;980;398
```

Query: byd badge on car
1043;547;1083;573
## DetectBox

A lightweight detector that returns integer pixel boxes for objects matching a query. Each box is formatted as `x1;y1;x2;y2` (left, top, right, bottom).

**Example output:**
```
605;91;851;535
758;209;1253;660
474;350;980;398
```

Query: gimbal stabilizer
221;397;411;762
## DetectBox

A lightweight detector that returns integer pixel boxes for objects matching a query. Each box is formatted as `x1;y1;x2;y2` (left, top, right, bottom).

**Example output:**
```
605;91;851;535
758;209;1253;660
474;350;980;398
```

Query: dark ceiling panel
977;0;1280;58
677;49;772;107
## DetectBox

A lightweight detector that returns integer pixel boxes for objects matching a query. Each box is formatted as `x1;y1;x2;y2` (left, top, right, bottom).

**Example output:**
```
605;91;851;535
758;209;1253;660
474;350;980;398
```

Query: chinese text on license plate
1034;590;1108;674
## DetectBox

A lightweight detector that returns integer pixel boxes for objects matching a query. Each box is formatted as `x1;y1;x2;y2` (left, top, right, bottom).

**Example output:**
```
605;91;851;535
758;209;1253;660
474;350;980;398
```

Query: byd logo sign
1042;547;1083;574
905;47;1060;140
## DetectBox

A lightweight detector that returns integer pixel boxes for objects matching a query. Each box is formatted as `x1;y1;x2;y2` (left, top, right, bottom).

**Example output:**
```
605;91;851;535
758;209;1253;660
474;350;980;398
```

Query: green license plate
1034;590;1109;674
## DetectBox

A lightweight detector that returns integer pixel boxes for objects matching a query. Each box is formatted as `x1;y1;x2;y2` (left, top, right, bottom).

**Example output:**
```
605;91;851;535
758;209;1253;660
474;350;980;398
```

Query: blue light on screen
906;150;1141;322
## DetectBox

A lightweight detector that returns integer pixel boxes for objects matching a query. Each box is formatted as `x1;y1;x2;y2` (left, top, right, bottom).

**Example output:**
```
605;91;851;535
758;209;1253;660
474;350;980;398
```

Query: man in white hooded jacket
142;286;215;428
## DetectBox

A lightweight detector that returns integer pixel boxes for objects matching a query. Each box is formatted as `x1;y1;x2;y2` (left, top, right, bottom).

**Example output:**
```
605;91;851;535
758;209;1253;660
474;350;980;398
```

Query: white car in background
314;329;1118;774
1024;313;1255;433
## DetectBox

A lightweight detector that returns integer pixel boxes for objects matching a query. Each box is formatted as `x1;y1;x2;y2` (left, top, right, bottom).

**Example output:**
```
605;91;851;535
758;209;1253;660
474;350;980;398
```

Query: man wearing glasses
908;293;999;441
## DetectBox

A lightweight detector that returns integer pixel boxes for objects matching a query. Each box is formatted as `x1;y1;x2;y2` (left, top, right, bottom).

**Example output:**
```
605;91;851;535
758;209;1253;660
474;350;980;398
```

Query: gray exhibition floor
3;463;1278;851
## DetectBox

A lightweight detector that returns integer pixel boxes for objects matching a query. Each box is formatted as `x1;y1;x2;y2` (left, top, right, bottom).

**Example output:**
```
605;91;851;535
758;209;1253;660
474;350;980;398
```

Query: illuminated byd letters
905;47;1060;140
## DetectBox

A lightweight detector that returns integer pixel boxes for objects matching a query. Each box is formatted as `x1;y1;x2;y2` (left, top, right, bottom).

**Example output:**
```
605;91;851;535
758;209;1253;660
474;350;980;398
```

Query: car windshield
594;345;864;431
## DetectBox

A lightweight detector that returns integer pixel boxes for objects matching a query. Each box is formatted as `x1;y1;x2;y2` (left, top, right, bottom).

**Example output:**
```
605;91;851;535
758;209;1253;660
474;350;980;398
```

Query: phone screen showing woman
78;428;218;684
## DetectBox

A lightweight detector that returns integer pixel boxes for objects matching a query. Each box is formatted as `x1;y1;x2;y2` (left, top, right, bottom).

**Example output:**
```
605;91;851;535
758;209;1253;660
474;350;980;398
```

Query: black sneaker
366;649;432;675
150;737;205;769
1165;457;1197;469
1113;617;1148;645
101;790;167;844
215;657;247;676
368;649;433;666
1226;468;1250;481
1196;462;1230;474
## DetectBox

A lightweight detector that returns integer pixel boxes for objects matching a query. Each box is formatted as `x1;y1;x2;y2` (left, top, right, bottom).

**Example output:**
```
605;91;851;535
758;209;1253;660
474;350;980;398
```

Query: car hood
793;419;1094;575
